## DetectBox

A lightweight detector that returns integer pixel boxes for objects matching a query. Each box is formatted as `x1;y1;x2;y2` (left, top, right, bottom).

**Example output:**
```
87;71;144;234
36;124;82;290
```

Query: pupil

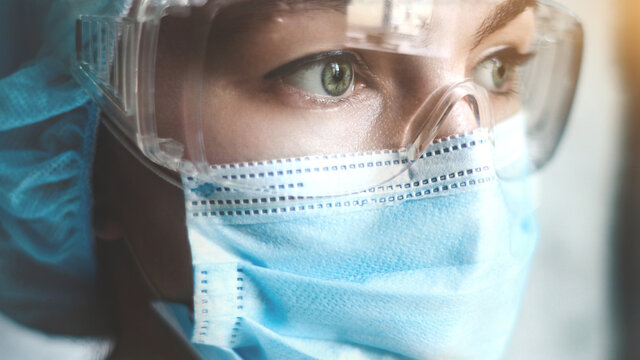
497;64;506;79
330;63;344;82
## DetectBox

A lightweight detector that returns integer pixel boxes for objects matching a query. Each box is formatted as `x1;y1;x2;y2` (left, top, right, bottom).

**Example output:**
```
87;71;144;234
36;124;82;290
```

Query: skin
94;0;535;357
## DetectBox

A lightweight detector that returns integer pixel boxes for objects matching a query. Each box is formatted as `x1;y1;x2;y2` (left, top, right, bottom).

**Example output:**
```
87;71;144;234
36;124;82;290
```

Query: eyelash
264;50;370;81
264;50;373;104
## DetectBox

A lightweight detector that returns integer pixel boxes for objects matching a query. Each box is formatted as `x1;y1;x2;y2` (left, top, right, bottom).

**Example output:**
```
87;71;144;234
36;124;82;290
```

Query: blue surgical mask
164;127;537;360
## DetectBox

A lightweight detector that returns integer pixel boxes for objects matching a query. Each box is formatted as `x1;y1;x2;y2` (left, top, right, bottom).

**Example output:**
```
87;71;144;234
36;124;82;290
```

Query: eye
472;48;535;94
265;51;358;98
283;60;354;97
473;57;513;92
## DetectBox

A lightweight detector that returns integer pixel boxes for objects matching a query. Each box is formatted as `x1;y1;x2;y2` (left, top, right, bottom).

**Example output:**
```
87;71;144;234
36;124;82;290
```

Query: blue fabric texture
180;131;538;359
0;0;128;334
185;181;538;359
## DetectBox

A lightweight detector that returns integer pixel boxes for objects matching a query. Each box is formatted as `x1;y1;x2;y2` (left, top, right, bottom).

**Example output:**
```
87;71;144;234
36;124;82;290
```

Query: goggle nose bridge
406;80;493;161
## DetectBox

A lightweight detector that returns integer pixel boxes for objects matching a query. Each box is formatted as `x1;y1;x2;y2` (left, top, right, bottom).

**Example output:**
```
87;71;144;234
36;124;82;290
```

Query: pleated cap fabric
0;0;130;335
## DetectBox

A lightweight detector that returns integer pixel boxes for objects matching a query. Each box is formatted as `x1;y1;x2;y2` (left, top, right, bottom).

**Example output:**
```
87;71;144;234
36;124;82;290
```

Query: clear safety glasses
73;0;583;196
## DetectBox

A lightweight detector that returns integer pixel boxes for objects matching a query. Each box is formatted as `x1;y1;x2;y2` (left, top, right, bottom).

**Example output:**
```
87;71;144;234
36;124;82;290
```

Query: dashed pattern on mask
187;166;493;219
194;137;486;189
207;131;484;169
183;130;495;224
230;267;244;346
193;265;246;346
189;165;489;203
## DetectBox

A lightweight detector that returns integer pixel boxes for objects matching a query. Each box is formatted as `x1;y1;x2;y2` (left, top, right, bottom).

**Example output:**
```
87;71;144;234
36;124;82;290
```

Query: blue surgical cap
0;0;130;335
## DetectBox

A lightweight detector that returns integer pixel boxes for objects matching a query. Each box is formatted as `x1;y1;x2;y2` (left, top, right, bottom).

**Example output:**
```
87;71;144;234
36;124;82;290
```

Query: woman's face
103;0;537;306
155;0;536;164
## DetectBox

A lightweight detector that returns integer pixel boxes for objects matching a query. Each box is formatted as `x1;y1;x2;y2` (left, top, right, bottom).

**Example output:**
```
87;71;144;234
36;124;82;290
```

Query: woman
1;0;584;358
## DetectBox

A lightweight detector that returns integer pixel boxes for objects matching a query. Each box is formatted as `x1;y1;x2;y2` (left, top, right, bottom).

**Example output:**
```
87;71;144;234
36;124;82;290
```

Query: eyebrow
473;0;537;48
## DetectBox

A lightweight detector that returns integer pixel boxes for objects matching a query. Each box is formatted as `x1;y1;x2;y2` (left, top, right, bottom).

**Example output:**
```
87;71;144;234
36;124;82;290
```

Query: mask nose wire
404;80;492;161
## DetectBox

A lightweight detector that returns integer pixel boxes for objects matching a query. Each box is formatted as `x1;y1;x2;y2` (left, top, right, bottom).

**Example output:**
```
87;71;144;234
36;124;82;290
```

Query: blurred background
506;0;639;359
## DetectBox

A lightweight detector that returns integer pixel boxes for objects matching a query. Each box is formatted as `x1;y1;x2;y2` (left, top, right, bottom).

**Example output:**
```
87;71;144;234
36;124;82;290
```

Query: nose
435;96;482;140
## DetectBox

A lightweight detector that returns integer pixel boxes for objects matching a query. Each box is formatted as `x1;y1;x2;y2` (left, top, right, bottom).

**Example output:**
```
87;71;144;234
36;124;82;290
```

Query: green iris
321;61;353;96
491;58;511;90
